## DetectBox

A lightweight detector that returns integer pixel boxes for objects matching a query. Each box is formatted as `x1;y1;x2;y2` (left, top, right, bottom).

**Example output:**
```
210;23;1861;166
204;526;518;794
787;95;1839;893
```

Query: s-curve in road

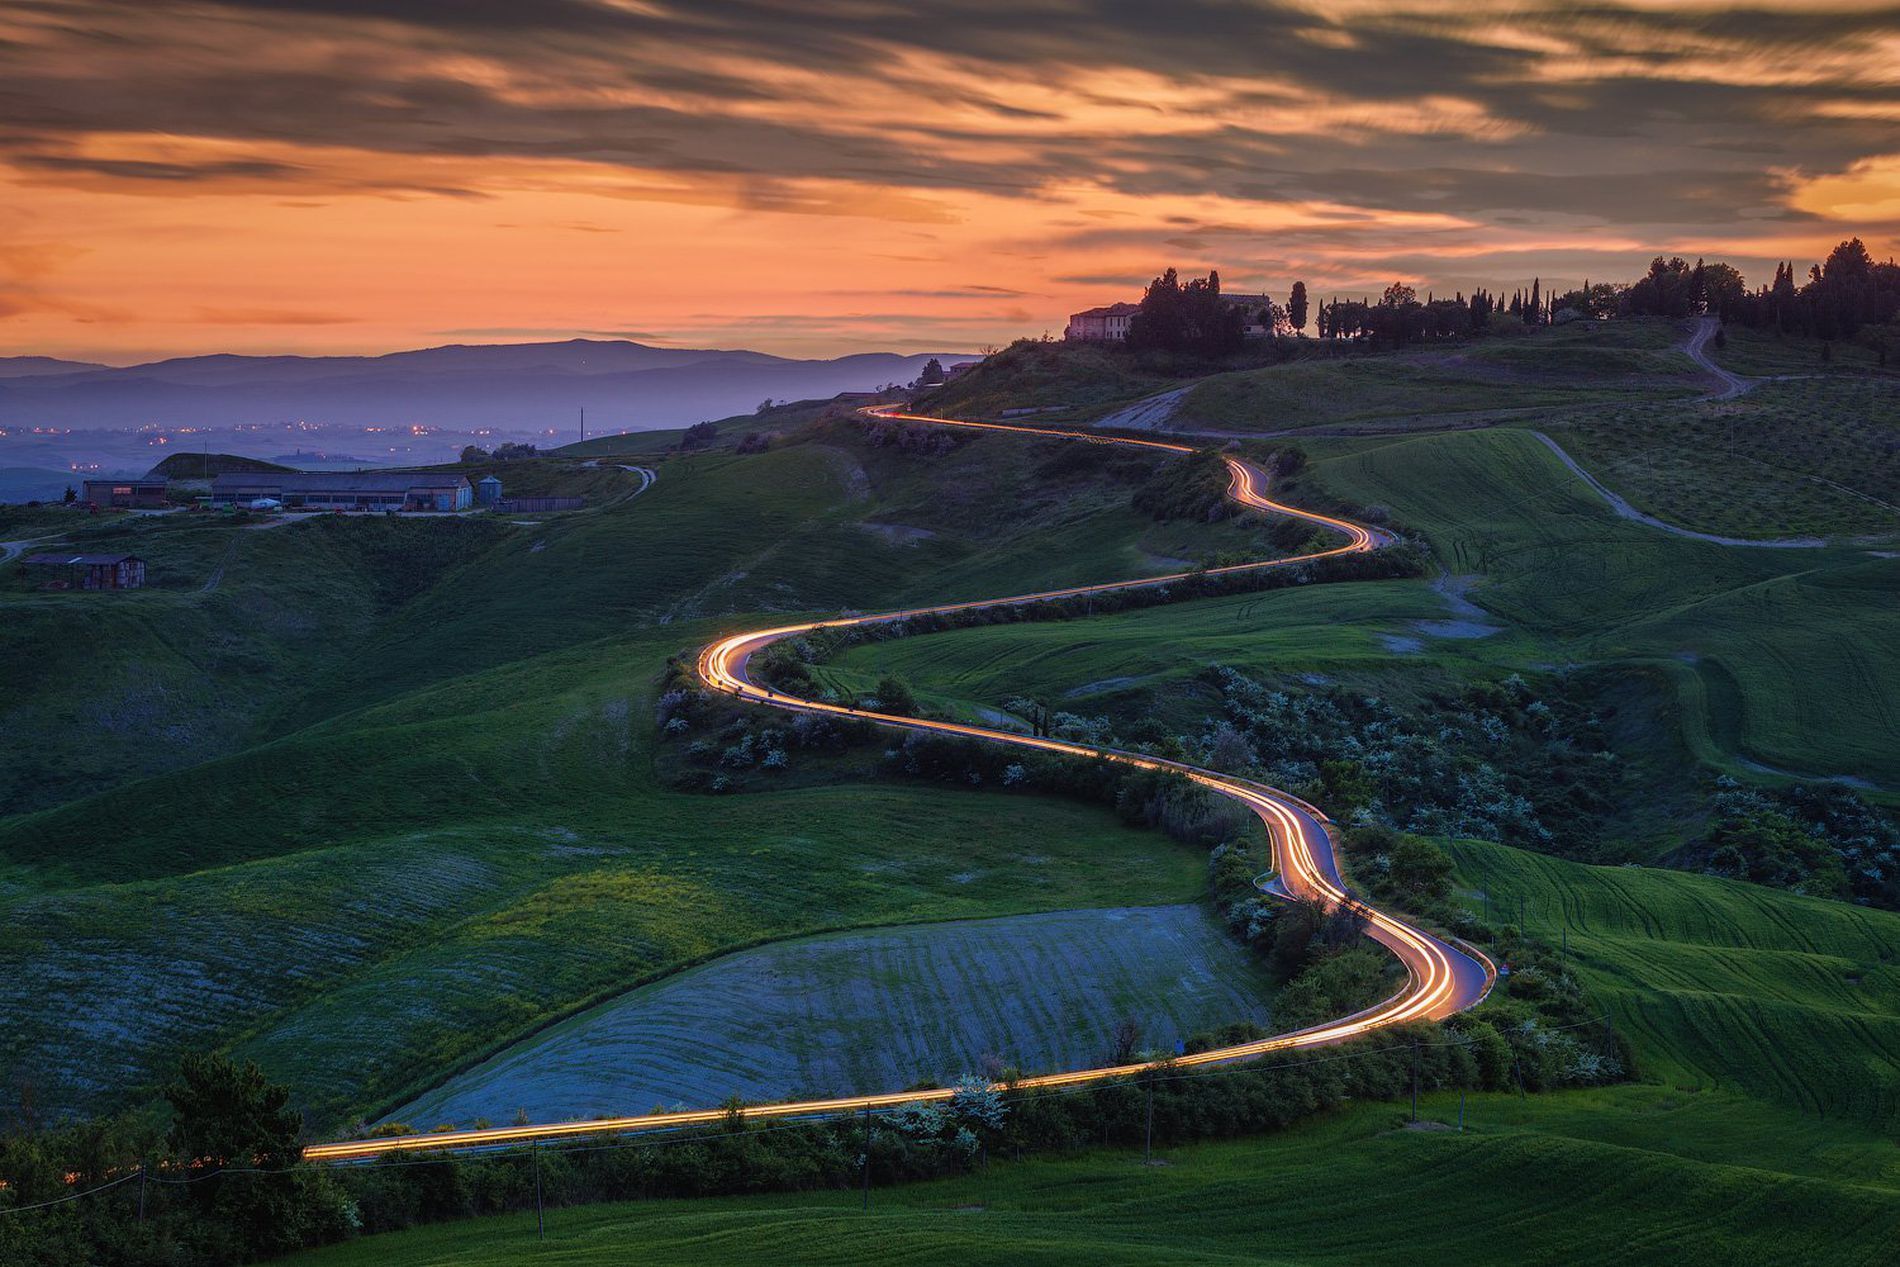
306;406;1493;1164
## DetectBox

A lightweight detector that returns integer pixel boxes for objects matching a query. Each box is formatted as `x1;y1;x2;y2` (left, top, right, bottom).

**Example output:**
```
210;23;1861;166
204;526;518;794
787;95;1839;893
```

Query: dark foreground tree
166;1054;352;1261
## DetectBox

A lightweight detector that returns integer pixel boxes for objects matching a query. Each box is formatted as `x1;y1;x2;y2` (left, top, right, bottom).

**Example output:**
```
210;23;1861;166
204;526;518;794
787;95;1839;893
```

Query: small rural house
81;478;168;509
20;552;145;590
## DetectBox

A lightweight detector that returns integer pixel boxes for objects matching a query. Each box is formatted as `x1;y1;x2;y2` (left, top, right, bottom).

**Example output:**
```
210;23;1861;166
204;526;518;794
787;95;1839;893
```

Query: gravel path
1093;386;1190;431
1683;314;1753;399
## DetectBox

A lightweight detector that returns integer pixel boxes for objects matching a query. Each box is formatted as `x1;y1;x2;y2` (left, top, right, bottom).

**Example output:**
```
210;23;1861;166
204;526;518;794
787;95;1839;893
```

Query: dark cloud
1;1;1895;241
14;154;301;182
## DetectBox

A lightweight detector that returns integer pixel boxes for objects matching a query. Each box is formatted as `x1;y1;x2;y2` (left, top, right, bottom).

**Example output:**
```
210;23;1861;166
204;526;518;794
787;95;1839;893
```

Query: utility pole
580;405;586;446
1458;1089;1466;1132
137;1160;147;1223
533;1143;544;1240
1410;1038;1420;1123
862;1106;872;1211
1144;1083;1154;1163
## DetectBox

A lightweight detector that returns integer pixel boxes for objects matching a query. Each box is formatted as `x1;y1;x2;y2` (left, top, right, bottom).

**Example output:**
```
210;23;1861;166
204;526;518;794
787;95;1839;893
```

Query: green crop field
1548;375;1900;540
1174;319;1704;434
822;425;1899;792
282;825;1900;1266
0;422;1314;1129
389;904;1271;1129
283;1085;1900;1267
1304;428;1900;787
1709;323;1888;376
1447;839;1900;1128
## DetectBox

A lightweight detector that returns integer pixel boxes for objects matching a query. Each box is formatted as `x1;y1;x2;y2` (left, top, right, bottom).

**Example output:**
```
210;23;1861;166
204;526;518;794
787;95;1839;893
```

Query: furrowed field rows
1447;840;1900;1127
284;1090;1900;1267
389;905;1273;1129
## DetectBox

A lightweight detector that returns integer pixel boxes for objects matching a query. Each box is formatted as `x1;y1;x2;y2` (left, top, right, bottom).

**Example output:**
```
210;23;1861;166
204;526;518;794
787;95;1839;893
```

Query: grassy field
0;512;506;813
1708;323;1889;376
1447;839;1900;1128
1175;319;1703;433
389;904;1270;1129
821;425;1897;793
1305;428;1900;786
283;824;1900;1264
0;426;1305;1128
285;1086;1900;1267
1549;375;1900;540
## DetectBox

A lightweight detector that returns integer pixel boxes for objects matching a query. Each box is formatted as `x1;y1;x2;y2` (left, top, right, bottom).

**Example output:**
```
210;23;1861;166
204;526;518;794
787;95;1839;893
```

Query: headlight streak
305;407;1491;1164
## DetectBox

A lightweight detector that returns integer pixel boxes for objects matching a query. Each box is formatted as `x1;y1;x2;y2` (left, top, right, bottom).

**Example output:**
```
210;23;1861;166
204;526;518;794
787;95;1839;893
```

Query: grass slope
285;1088;1900;1267
1448;839;1900;1128
1305;428;1900;786
1176;319;1702;434
0;621;1210;1125
389;904;1270;1128
1549;375;1900;540
3;428;1310;1126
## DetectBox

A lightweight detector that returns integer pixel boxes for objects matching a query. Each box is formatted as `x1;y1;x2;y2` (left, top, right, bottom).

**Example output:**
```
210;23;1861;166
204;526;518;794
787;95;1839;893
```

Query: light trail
305;407;1492;1164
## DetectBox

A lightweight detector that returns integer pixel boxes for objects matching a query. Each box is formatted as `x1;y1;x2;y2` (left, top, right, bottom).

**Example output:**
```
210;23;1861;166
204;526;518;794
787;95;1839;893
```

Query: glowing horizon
1;1;1896;363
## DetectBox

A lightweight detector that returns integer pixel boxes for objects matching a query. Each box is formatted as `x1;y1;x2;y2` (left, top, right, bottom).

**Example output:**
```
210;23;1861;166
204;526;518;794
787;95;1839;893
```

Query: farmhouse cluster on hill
209;470;473;511
1066;291;1280;341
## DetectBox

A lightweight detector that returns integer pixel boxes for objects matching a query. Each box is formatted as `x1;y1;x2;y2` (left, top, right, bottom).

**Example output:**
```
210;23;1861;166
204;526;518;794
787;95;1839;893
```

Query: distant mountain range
0;340;970;430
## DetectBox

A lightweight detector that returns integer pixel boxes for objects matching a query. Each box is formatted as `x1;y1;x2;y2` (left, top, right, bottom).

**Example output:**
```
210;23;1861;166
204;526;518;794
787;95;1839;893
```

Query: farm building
1064;302;1140;341
81;478;168;509
476;475;503;505
209;470;473;511
19;552;145;590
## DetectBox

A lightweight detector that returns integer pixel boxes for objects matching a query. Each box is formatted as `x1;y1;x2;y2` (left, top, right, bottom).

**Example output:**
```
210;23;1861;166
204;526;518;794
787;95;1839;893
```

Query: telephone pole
1410;1037;1420;1122
580;405;586;446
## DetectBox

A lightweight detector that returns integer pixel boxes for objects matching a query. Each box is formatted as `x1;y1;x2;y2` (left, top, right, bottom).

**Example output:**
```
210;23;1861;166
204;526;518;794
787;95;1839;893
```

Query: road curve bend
306;408;1493;1164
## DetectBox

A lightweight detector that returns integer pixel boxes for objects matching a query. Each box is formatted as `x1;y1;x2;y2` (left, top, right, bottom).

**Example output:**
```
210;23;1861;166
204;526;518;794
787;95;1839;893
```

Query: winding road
306;408;1494;1163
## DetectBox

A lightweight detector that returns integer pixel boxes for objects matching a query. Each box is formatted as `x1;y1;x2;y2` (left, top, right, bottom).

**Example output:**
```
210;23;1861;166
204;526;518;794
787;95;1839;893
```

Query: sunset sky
2;0;1898;363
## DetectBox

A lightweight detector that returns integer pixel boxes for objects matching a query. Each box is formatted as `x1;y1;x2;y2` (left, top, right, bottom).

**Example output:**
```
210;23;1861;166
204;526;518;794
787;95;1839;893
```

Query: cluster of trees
1200;668;1618;858
458;442;538;463
1125;268;1246;356
1110;233;1893;355
1687;777;1899;908
1719;237;1900;342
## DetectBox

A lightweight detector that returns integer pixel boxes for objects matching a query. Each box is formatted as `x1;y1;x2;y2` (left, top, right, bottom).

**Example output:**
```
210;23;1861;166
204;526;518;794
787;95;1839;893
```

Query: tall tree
1288;281;1309;334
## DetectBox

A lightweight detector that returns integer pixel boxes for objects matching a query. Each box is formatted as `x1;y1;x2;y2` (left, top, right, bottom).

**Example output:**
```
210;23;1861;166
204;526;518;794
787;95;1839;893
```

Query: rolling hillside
0;418;1299;1127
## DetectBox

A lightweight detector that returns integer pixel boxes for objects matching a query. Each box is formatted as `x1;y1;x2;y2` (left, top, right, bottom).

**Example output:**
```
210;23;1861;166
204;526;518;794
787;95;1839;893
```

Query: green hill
146;451;296;479
283;1086;1900;1267
0;419;1309;1127
1448;838;1900;1128
281;826;1900;1265
1174;318;1704;434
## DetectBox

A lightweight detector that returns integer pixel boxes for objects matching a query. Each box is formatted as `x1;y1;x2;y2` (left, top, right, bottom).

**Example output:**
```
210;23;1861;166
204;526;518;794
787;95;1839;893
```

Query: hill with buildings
1;319;1896;1264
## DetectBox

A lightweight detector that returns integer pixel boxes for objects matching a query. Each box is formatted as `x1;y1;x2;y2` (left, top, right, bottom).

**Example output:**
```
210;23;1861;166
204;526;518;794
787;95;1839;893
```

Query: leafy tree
458;445;489;463
1388;836;1454;902
1288;281;1309;334
1126;267;1243;355
918;357;946;385
1379;281;1417;309
681;421;718;450
61;485;77;504
166;1053;302;1171
873;674;918;717
166;1053;351;1259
